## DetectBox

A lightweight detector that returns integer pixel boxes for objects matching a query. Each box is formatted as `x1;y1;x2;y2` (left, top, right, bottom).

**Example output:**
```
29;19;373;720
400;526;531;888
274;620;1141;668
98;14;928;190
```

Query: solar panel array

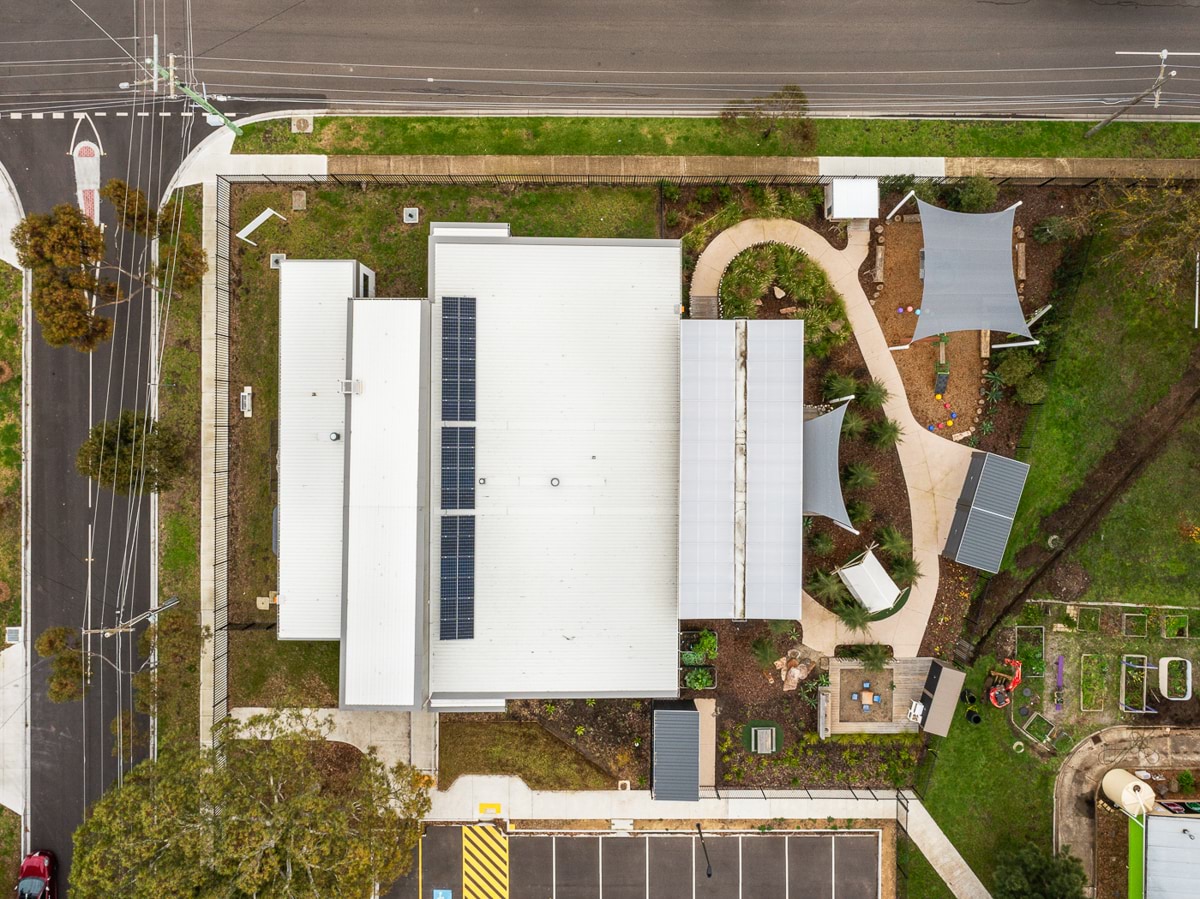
440;427;475;510
440;297;478;640
441;296;476;421
439;516;475;639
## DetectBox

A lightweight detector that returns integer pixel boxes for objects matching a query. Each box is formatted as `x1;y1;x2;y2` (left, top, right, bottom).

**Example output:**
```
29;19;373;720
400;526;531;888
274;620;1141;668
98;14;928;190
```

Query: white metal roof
276;260;359;640
679;321;736;619
341;300;427;708
427;235;682;700
745;321;804;619
837;549;902;614
1146;813;1200;899
826;178;880;220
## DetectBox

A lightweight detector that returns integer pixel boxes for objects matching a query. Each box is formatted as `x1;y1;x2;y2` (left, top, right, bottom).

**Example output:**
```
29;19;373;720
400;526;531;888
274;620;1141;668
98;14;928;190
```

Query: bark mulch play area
837;667;894;725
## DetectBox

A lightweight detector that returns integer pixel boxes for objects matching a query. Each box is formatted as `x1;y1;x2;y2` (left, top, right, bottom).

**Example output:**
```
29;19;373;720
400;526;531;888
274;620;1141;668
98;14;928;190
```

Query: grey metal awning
802;403;855;533
910;200;1031;343
919;660;967;738
652;704;700;801
943;452;1030;573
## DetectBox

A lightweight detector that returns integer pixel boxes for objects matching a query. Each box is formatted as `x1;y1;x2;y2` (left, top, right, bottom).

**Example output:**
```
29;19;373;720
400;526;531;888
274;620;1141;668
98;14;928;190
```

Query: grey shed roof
910;200;1031;343
802;403;855;532
652;705;700;801
1146;813;1200;899
944;452;1030;573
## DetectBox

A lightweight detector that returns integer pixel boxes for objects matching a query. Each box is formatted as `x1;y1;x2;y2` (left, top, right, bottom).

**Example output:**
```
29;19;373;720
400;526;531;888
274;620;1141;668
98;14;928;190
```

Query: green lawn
918;656;1061;891
228;630;340;708
438;719;613;791
235;116;1200;159
1069;411;1200;607
1129;815;1144;899
0;808;18;885
899;836;956;899
1005;240;1199;566
0;264;20;633
151;187;206;747
226;183;658;704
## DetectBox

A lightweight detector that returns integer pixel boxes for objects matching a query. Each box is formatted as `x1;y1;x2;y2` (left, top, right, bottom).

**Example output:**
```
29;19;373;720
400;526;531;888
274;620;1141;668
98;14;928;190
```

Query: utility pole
168;53;176;98
1086;50;1176;138
83;595;180;638
120;57;243;136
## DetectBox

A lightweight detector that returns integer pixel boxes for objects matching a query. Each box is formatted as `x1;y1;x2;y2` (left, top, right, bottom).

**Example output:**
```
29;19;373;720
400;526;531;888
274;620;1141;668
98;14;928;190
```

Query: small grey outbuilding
651;702;701;801
943;451;1030;574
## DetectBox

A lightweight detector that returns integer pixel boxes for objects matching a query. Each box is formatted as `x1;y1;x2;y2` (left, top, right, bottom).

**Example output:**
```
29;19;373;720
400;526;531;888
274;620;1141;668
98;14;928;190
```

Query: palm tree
808;531;835;557
890;555;924;587
847;499;873;528
856;642;893;673
835;598;872;634
843;462;878;491
823;372;859;402
841;409;868;440
876;525;911;558
859;378;891;409
869;418;904;449
751;636;778;670
808;569;847;604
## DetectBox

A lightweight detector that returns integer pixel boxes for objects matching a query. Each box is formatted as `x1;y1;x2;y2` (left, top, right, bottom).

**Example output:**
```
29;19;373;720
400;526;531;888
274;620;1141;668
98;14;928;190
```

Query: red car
15;850;55;899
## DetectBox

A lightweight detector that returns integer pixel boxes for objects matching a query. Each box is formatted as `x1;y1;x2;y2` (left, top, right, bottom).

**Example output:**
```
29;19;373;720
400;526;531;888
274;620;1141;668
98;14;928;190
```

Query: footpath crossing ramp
462;824;509;899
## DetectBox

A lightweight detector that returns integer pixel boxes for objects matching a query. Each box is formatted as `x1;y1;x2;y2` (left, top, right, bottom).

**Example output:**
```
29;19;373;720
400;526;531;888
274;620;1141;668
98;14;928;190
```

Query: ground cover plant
237;116;1200;159
438;716;614;790
226;183;657;704
0;265;21;633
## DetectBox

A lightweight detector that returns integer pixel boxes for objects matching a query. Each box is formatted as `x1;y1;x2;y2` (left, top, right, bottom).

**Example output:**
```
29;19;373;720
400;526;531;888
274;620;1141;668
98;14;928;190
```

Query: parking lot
393;826;881;899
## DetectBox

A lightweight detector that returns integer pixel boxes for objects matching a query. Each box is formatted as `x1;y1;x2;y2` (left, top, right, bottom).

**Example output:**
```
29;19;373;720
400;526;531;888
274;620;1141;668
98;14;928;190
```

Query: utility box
824;177;880;221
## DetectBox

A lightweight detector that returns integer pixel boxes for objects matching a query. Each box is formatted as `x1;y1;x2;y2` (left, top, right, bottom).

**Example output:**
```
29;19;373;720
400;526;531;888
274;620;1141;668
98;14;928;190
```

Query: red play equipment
987;658;1023;709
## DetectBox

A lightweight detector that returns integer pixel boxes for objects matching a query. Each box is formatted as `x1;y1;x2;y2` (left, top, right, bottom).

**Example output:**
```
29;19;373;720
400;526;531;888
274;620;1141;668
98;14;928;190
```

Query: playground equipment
934;333;950;394
986;658;1023;709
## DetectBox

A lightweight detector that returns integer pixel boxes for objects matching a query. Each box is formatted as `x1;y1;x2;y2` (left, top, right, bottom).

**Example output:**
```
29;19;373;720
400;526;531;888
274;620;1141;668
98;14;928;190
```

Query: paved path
0;644;26;816
1054;726;1200;885
689;218;974;658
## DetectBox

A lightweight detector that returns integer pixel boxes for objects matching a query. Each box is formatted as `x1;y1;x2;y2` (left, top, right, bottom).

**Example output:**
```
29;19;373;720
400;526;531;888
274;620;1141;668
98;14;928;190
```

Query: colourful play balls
928;425;936;431
951;412;958;419
934;393;942;400
897;307;905;314
943;402;951;409
906;306;914;312
937;422;944;429
946;420;954;427
914;308;921;315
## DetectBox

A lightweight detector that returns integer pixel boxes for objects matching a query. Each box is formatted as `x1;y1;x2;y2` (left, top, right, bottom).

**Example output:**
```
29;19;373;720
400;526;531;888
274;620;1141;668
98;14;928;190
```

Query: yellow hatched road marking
462;825;509;899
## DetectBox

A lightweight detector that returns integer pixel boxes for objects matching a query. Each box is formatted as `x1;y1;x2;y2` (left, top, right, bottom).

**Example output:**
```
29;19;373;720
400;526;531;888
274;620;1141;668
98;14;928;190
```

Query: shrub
693;629;719;661
808;569;847;604
1016;374;1048;405
858;378;890;409
944;176;998;213
841;410;868;439
996;349;1038;386
751;637;777;670
843;462;878;491
769;619;798;638
664;210;680;228
876;525;911;558
835;599;872;634
890;556;923;587
869;418;904;449
684;668;715;690
808;532;835;557
660;180;681;202
1179;770;1196;792
1033;215;1075;244
879;174;916;196
823;372;859;402
847;499;874;528
854;643;893;673
696;186;713;204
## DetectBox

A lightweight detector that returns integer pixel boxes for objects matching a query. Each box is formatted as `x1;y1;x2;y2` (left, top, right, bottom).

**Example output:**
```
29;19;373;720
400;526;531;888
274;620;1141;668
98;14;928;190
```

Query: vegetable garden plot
1123;613;1148;638
1163;613;1189;639
1077;607;1101;632
1120;654;1151;713
1081;654;1108;712
1015;626;1046;677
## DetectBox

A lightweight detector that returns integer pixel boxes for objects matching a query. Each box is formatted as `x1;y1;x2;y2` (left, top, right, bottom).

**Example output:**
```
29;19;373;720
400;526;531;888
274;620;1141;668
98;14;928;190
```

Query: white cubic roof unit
836;548;904;615
824;178;880;221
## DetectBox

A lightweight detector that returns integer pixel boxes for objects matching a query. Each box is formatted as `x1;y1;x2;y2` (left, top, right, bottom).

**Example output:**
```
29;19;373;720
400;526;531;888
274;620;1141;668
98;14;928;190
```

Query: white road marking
30;113;43;120
51;113;64;119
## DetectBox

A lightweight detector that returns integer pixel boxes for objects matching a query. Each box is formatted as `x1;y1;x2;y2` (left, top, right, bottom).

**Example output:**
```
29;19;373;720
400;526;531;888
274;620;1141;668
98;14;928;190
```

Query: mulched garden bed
508;699;652;784
917;558;977;661
1093;798;1130;899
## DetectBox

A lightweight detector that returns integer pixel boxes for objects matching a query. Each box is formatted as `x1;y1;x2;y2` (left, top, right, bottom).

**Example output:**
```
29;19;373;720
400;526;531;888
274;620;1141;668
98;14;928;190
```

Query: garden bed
1080;653;1108;712
1162;612;1189;639
1122;613;1148;637
1077;606;1101;632
1014;625;1046;677
507;699;652;784
1121;655;1150;713
1160;657;1192;701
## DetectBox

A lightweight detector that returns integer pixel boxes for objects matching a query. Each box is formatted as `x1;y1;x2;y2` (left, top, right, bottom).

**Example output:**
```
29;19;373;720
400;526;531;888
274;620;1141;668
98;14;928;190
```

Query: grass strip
0;265;20;633
438;719;613;791
236;116;1200;159
1129;814;1144;899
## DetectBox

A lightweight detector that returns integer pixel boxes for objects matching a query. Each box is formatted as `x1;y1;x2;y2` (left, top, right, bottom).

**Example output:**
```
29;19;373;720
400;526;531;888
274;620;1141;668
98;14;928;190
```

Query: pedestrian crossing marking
462;824;509;899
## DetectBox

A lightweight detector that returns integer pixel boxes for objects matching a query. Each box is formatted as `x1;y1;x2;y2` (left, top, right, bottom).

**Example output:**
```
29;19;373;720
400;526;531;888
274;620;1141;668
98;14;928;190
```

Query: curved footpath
690;218;974;658
1054;725;1200;885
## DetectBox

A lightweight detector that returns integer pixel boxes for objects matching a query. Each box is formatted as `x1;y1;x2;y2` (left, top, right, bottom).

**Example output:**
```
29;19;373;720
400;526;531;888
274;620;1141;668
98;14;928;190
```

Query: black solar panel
440;427;476;510
441;297;476;422
439;516;475;640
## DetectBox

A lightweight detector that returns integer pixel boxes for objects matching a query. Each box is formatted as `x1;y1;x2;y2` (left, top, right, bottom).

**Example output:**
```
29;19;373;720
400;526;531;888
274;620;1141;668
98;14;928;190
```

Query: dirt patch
509;699;652;784
1046;560;1091;603
918;559;977;660
1093;799;1129;899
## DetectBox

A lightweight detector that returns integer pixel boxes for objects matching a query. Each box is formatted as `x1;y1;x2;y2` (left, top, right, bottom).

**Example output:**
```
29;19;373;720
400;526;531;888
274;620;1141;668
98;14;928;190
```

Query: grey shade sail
652;704;700;801
745;321;805;620
910;200;1031;343
679;321;737;620
943;452;1030;573
802;403;854;532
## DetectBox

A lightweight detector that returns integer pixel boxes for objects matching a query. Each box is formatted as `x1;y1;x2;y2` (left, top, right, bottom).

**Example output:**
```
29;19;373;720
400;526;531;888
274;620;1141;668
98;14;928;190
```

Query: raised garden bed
1160;657;1193;701
1080;653;1108;712
1015;625;1046;677
682;665;718;691
1122;613;1148;638
1024;713;1055;744
1077;606;1101;632
1121;654;1150;713
1163;613;1189;639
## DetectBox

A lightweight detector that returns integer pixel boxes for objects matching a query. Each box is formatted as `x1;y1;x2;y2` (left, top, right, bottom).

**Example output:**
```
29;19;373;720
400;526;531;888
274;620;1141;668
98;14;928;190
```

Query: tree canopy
75;409;187;494
72;709;431;898
33;626;86;703
992;843;1086;899
720;85;817;153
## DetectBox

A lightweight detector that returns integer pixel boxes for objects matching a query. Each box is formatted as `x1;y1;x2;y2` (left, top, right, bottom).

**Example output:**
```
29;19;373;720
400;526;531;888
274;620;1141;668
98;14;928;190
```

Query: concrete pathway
0;643;26;816
231;706;437;774
1054;726;1200;884
689;218;974;658
0;155;24;268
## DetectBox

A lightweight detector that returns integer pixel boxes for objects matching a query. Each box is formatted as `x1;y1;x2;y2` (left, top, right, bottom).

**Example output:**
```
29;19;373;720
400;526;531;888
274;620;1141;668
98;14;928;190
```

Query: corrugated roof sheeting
802;403;855;532
428;237;681;699
679;321;736;620
276;260;356;640
911;200;1031;343
945;451;1030;574
652;706;700;801
341;300;427;709
1146;814;1200;899
745;321;805;620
